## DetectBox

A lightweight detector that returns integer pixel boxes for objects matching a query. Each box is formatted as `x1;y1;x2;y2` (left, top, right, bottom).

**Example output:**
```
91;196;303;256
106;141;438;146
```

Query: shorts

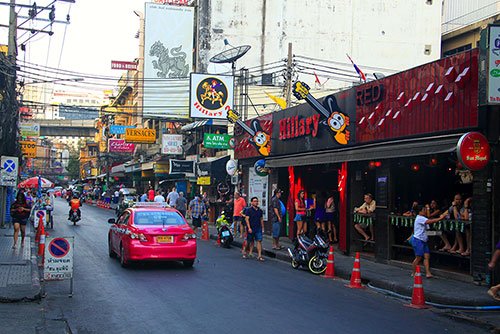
324;212;335;222
294;214;305;222
411;237;430;257
233;216;244;223
13;218;28;226
247;229;263;242
272;221;281;238
192;217;202;228
356;222;369;229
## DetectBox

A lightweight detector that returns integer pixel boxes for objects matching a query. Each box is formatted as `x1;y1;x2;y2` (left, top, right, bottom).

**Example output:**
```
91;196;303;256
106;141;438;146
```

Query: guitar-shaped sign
227;109;271;156
292;81;350;145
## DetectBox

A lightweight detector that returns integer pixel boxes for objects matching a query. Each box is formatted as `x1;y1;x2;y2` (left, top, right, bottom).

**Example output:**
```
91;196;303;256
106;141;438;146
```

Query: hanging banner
144;3;194;118
20;123;40;137
203;133;233;149
169;159;195;174
108;139;135;153
190;73;234;119
162;134;183;155
488;25;500;104
111;61;138;71
19;141;37;158
109;125;136;135
124;128;156;143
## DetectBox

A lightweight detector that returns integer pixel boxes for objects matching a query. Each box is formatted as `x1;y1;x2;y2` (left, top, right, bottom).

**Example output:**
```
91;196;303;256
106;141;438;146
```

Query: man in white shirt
410;204;446;278
166;187;179;208
154;190;165;203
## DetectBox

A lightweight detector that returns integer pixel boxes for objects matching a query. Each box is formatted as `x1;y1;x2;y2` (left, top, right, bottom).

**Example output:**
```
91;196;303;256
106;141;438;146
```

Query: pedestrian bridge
38;119;97;137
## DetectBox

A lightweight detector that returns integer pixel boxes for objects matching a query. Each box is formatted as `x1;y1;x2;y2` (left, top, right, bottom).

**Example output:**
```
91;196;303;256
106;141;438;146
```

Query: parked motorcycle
287;233;329;274
216;211;233;248
69;209;80;226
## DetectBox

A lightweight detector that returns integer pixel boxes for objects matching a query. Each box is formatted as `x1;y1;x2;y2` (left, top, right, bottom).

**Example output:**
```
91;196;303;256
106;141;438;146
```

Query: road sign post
44;236;74;297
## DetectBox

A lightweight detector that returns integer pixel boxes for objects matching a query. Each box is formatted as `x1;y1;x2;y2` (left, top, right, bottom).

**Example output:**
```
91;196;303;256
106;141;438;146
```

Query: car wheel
120;245;129;268
183;260;194;268
108;238;116;258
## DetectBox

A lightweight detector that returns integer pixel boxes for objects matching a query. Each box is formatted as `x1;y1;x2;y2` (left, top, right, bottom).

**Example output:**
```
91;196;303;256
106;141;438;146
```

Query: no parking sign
44;237;74;281
34;210;46;228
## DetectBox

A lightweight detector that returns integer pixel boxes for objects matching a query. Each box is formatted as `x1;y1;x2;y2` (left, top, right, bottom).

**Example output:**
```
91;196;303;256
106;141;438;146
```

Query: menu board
376;175;388;208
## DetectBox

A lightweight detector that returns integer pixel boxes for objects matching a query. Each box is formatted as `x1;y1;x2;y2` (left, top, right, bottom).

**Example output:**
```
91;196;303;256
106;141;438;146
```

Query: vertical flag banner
346;54;367;82
144;3;194;118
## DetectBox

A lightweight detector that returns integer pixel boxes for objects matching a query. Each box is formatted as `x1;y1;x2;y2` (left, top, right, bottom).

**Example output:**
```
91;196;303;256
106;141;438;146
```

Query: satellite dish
210;45;251;74
210;45;251;64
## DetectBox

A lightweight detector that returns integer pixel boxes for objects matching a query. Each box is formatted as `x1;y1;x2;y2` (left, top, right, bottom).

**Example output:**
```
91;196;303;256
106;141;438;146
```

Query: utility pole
285;42;293;108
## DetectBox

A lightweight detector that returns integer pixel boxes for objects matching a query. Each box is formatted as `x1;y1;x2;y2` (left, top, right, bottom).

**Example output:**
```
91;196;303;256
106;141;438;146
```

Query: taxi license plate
157;236;173;243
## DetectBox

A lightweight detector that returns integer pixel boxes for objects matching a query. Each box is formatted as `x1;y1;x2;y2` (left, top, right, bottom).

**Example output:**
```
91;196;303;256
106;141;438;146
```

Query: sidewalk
0;224;40;302
207;225;500;307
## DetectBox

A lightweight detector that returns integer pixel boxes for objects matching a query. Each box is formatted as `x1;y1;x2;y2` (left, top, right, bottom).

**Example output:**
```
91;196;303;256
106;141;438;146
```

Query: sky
0;0;148;91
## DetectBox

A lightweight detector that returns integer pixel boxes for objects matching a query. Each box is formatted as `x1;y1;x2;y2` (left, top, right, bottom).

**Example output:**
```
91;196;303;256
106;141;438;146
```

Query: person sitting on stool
354;193;376;241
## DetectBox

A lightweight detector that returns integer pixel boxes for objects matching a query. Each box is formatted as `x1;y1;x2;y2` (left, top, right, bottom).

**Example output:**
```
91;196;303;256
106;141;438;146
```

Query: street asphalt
0;197;498;333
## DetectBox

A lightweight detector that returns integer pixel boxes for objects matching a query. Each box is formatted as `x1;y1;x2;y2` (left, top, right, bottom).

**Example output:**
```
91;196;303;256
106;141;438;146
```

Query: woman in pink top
294;190;307;238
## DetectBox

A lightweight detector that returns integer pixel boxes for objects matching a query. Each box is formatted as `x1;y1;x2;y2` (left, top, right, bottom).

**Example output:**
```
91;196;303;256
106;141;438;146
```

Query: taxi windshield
134;211;184;226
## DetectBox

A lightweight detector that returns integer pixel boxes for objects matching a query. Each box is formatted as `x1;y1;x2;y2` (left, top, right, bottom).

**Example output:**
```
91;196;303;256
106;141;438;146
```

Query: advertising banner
457;132;491;171
109;125;135;135
203;133;232;149
162;134;183;155
19;141;37;158
248;168;268;221
169;159;195;174
124;128;156;144
0;156;18;186
488;26;500;104
20;123;40;137
144;3;194;118
190;73;234;119
111;61;138;71
108;139;135;153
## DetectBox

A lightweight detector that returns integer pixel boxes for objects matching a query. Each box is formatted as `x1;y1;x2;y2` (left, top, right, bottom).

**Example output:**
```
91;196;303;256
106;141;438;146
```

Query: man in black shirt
243;197;265;261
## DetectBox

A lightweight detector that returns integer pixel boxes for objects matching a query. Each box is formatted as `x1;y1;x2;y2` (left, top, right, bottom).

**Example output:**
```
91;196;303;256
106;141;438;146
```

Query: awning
180;119;228;131
266;134;462;168
110;164;125;176
198;155;230;184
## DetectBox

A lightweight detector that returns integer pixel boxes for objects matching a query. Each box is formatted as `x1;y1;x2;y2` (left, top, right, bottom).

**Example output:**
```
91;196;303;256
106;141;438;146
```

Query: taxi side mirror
108;218;116;224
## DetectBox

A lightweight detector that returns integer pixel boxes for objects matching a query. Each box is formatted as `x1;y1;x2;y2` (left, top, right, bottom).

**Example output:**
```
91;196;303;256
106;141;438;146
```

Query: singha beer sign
190;73;234;119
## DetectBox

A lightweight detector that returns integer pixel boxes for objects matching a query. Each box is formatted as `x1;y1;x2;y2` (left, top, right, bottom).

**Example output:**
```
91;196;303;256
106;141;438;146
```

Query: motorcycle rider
68;195;81;221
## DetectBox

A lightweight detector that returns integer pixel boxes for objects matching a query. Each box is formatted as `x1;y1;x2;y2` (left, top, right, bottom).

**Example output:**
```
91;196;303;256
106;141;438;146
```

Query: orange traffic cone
35;216;42;243
38;221;45;262
346;252;365;289
201;221;209;240
322;245;336;278
405;266;429;309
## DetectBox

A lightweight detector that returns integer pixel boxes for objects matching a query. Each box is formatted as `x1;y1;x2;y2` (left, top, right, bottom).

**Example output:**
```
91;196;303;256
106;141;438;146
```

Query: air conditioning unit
261;73;274;86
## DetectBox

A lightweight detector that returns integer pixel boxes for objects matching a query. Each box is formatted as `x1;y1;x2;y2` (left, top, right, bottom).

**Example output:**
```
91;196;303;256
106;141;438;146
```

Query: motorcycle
69;209;80;226
287;233;329;274
216;211;233;248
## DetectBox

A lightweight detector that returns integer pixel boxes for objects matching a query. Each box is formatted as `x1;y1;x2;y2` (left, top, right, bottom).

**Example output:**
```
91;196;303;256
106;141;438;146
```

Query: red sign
111;61;137;71
108;139;135;153
279;114;320;140
457;132;490;171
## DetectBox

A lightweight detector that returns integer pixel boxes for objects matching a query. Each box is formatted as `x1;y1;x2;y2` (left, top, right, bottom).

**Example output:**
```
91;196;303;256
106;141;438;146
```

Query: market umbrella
18;177;54;189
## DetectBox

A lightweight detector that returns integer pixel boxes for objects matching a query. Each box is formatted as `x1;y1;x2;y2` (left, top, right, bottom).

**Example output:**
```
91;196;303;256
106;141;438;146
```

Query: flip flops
257;257;265;262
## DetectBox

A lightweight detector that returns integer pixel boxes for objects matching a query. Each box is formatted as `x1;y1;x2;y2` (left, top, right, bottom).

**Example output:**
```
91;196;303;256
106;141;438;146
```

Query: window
443;44;471;57
134;211;184;226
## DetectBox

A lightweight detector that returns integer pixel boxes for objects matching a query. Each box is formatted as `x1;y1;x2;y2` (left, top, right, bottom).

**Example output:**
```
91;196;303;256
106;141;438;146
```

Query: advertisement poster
162;134;183;155
248;168;268;221
190;73;234;119
108;139;135;153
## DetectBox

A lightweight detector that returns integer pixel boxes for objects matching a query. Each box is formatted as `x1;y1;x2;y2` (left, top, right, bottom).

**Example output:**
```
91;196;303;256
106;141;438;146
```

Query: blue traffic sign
48;238;70;258
3;159;16;173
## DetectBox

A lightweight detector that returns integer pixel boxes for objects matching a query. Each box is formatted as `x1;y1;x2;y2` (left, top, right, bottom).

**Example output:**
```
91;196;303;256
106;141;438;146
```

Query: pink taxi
107;203;197;268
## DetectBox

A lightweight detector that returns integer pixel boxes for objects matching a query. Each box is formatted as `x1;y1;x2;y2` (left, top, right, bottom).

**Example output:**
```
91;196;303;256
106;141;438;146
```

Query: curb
207;232;500;307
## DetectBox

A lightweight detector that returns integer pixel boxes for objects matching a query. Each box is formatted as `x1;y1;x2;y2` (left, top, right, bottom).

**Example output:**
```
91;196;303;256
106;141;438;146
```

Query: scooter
216;211;233;248
69;209;80;226
287;233;329;274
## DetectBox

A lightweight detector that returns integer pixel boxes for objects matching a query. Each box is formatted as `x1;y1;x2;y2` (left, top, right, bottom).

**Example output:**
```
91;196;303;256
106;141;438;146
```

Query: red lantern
374;161;382;168
368;161;376;169
410;163;420;172
429;158;438;166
